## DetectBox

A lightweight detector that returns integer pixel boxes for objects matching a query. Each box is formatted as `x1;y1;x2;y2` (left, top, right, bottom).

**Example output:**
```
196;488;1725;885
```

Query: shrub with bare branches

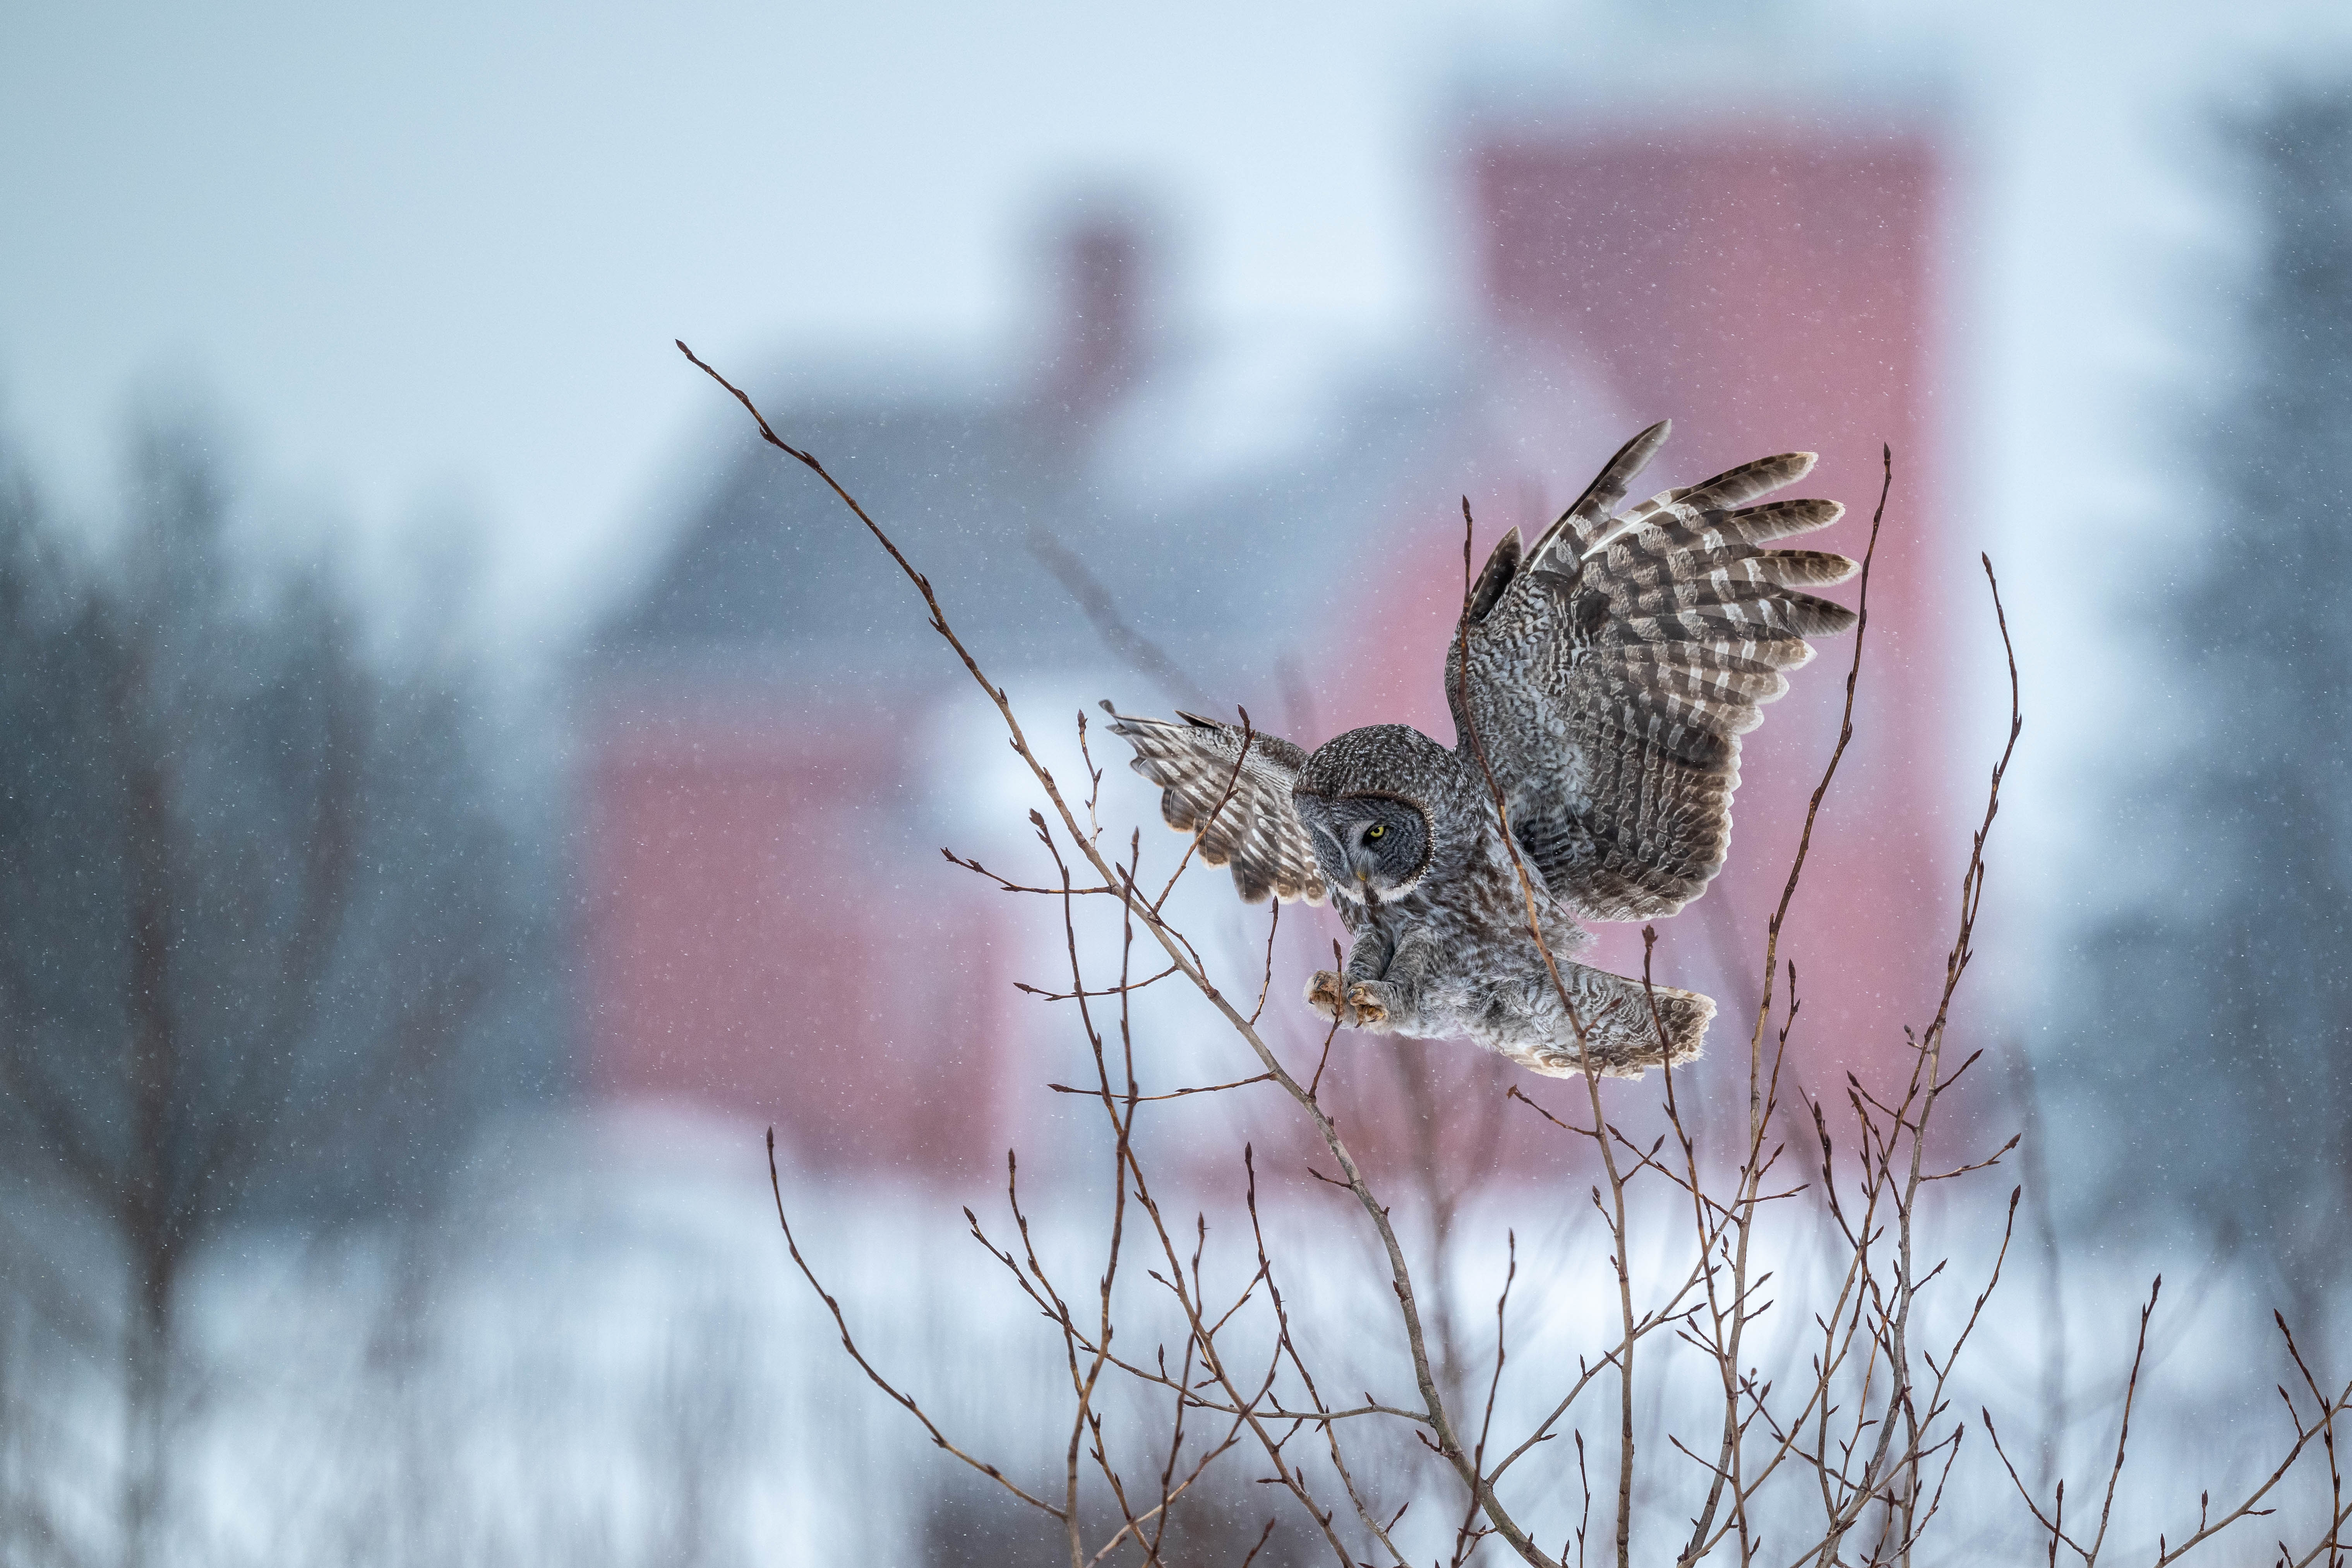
682;343;2352;1568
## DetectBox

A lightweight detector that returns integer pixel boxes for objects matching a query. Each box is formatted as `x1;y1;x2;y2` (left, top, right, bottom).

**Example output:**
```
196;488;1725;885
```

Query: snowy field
5;1095;2344;1566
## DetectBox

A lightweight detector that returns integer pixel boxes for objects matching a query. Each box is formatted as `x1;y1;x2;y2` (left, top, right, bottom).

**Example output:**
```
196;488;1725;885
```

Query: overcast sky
2;0;1504;631
4;0;2350;663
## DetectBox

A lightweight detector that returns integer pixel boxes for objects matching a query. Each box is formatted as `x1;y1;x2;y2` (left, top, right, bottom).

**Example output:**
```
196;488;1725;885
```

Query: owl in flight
1106;422;1858;1078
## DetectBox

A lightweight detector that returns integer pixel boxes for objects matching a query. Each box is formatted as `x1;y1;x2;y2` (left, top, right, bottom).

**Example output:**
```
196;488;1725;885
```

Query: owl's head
1294;790;1433;906
1293;724;1466;907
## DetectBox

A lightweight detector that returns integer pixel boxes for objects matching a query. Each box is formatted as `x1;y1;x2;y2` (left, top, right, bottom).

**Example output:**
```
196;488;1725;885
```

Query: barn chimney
1039;207;1149;420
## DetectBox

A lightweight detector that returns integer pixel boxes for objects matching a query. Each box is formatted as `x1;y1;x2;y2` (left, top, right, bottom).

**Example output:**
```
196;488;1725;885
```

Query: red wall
584;699;1010;1177
1317;127;1953;1134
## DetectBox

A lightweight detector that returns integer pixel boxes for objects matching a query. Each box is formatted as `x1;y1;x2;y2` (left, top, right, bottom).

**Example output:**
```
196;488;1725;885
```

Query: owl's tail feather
1525;965;1714;1080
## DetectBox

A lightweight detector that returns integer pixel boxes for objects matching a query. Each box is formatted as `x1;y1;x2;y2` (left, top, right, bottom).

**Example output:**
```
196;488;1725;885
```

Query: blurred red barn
580;114;1953;1181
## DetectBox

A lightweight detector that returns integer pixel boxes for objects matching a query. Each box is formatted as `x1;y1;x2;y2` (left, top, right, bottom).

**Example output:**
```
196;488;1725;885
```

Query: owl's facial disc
1301;793;1431;905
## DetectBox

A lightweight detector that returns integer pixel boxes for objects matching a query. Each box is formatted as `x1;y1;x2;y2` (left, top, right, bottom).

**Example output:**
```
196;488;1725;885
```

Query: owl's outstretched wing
1445;422;1858;921
1100;705;1327;905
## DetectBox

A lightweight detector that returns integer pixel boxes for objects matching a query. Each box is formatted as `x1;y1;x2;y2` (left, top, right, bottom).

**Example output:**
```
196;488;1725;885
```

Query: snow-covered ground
7;1094;2344;1566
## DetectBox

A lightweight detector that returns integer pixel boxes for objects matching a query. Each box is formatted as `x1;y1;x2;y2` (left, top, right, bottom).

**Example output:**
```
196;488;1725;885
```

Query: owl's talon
1304;970;1345;1021
1345;980;1393;1030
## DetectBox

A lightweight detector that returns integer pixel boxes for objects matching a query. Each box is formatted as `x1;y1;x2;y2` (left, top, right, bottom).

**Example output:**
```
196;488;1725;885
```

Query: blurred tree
2073;90;2352;1324
0;425;549;1568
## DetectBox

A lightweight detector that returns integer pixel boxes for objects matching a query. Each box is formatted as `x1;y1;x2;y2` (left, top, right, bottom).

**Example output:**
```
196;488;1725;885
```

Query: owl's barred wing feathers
1447;420;1858;921
1098;706;1327;905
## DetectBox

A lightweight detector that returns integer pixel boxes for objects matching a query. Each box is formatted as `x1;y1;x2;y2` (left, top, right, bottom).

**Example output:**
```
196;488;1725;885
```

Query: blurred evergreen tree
2075;89;2352;1318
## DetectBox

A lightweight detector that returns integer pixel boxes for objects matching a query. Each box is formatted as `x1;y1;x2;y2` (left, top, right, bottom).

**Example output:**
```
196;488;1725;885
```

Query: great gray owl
1104;422;1859;1078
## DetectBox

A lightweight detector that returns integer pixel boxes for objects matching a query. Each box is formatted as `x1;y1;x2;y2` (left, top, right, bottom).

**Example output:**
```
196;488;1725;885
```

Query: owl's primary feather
1446;425;1855;922
1105;422;1855;1078
1111;711;1324;905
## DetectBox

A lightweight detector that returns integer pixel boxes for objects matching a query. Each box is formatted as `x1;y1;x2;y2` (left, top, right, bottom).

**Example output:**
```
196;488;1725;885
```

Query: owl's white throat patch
1351;871;1427;908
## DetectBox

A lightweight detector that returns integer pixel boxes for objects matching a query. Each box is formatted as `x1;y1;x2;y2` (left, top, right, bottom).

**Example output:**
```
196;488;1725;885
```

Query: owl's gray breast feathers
1098;706;1325;905
1447;420;1858;920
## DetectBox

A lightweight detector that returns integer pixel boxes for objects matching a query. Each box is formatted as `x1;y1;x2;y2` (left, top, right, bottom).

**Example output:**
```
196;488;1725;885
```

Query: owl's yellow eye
1366;824;1386;841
